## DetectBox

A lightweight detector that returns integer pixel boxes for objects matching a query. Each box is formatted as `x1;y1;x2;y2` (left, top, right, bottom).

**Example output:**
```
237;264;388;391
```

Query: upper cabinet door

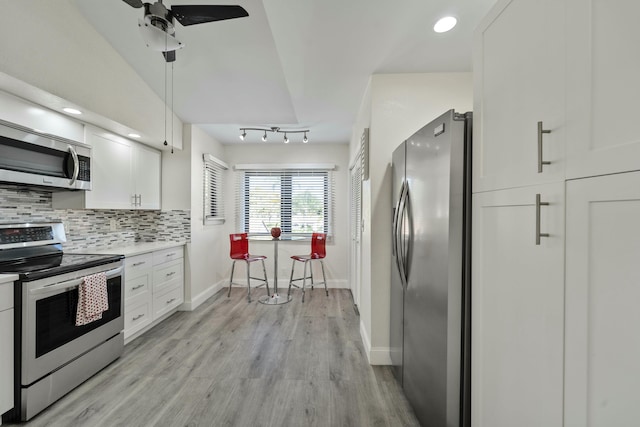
565;0;640;179
473;0;566;192
86;129;134;209
133;144;161;210
565;171;640;426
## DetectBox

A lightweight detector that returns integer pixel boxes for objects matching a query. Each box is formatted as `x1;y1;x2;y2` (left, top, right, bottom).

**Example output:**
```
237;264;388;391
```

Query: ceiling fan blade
163;50;176;63
171;5;249;26
122;0;143;8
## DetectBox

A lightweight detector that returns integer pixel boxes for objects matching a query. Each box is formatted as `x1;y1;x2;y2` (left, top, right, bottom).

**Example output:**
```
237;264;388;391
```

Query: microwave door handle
29;266;123;295
68;145;80;185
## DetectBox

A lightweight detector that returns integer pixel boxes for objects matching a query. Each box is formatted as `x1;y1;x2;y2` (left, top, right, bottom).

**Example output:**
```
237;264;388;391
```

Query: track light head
262;131;267;142
284;133;289;143
303;132;308;143
238;127;310;143
240;130;247;141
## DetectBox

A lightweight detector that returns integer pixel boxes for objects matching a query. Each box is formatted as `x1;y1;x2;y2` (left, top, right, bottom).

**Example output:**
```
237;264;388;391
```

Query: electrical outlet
109;219;117;231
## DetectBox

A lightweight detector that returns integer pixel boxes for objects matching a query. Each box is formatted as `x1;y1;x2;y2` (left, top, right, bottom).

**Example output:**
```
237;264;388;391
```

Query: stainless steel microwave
0;119;91;191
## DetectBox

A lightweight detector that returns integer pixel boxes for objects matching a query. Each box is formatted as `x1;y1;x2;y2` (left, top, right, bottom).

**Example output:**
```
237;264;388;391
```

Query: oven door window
35;276;122;358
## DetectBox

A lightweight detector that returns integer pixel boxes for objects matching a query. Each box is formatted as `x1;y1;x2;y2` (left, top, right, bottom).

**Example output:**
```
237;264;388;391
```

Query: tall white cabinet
473;0;640;426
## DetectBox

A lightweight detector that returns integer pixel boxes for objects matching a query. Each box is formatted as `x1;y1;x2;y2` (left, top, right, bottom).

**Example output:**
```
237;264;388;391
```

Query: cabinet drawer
125;253;153;277
153;284;183;319
153;247;183;266
125;274;150;299
153;259;183;287
0;282;13;312
124;299;152;337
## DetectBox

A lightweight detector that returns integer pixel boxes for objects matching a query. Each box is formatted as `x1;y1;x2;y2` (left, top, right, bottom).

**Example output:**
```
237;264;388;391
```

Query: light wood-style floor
18;288;419;427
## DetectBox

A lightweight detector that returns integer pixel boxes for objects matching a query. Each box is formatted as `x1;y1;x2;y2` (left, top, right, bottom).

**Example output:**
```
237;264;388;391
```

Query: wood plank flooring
16;288;419;427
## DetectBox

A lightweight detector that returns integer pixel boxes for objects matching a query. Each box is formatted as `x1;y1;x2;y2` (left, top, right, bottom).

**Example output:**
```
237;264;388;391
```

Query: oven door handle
29;266;123;295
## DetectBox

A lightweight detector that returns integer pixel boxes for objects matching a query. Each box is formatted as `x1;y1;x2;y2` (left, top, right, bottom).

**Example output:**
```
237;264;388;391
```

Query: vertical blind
203;154;228;225
235;166;335;236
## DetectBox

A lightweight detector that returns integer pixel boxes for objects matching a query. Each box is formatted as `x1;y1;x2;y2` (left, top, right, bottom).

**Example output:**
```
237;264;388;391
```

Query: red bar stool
228;233;270;303
287;233;328;302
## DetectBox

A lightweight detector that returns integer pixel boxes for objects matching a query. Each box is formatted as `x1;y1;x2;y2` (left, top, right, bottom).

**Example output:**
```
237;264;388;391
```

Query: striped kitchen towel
75;272;109;326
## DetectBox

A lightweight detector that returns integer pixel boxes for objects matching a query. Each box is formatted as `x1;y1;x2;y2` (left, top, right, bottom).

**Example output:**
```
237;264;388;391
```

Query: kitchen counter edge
73;241;187;257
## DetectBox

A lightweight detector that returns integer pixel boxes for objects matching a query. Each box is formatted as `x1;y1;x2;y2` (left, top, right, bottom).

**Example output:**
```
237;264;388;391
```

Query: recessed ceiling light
63;107;82;115
434;16;457;33
128;133;141;138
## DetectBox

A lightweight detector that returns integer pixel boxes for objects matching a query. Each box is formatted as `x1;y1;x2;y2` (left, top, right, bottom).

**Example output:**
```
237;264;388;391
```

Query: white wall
162;124;232;309
224;143;350;290
0;1;182;149
351;72;473;364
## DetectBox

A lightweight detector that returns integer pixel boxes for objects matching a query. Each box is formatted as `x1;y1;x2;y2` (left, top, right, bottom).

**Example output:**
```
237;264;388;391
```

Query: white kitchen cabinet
152;248;184;319
0;280;14;419
565;0;640;179
122;245;183;343
472;183;564;427
473;0;566;192
565;171;640;426
53;126;161;210
123;253;153;340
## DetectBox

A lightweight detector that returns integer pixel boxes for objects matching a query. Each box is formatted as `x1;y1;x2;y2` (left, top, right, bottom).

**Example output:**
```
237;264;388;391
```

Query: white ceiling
73;0;496;145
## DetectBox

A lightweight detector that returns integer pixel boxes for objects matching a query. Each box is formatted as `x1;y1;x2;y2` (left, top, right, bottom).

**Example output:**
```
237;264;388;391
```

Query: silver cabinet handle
166;253;175;257
131;284;145;290
131;194;137;207
132;314;145;321
536;193;550;245
537;121;552;173
166;271;176;277
132;261;146;267
138;194;142;206
166;298;177;304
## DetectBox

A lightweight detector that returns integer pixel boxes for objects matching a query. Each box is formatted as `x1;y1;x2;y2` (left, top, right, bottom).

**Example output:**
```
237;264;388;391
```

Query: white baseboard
359;319;392;365
180;280;224;311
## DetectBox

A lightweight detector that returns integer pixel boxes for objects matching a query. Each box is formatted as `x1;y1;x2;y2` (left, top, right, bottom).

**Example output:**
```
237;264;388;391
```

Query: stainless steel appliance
0;119;91;190
0;223;123;421
390;110;472;427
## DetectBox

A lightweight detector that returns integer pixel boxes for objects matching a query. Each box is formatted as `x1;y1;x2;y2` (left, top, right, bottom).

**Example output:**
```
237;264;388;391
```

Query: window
235;165;335;236
203;154;228;225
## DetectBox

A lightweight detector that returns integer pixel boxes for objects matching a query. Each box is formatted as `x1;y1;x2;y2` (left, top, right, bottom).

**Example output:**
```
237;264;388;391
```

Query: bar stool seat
287;233;328;302
228;233;270;303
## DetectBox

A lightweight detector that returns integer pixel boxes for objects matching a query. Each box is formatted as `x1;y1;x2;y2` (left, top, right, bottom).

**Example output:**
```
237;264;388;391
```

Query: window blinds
235;167;335;236
203;154;228;225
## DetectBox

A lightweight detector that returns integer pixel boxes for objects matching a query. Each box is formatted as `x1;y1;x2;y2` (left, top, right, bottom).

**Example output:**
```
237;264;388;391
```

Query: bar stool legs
228;259;270;303
287;258;328;303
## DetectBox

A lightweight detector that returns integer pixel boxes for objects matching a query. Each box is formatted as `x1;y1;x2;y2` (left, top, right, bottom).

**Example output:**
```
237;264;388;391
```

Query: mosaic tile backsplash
0;185;190;251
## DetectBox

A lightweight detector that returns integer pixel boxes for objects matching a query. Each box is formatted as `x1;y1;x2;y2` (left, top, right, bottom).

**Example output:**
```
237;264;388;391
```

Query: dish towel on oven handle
75;272;109;326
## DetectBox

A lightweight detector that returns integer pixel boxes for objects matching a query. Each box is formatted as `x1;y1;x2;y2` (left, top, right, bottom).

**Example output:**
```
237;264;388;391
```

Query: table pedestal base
258;293;292;305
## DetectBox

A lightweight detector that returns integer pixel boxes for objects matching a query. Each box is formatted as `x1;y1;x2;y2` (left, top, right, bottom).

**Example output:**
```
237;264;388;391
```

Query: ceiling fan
122;0;249;62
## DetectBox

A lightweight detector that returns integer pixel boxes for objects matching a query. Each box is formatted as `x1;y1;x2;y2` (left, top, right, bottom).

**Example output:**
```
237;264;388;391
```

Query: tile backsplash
0;185;190;251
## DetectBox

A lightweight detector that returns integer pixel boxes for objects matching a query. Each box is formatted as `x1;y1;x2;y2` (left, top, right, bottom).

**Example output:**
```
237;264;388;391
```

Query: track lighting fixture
239;127;311;143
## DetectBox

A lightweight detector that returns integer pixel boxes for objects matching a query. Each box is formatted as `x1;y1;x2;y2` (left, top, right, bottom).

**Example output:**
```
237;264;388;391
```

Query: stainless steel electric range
0;222;124;422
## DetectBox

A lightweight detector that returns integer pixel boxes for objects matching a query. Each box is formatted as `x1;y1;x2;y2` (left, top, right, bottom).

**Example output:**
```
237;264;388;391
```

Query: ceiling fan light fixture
138;19;185;52
434;16;457;33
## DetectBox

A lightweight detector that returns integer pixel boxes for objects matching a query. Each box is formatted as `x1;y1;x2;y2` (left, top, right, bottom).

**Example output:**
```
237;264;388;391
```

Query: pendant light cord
171;61;174;154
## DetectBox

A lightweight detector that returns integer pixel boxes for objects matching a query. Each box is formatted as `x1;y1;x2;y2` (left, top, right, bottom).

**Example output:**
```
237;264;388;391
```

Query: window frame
203;154;228;226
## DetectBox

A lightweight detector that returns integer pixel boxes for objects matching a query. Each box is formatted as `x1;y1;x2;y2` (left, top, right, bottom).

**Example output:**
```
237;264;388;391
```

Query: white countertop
75;241;186;257
0;273;18;284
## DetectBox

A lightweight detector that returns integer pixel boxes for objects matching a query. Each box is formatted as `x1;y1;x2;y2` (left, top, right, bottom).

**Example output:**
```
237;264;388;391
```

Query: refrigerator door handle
392;182;403;257
401;185;412;285
396;181;409;288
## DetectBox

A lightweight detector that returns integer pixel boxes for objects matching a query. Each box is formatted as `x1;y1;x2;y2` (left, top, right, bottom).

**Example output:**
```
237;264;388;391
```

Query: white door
349;161;362;308
565;171;640;426
472;183;564;427
134;144;161;210
473;0;565;192
85;129;134;209
565;0;640;179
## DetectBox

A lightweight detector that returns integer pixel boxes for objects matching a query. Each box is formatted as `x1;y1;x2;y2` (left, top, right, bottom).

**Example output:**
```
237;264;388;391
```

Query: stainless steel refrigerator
390;109;472;427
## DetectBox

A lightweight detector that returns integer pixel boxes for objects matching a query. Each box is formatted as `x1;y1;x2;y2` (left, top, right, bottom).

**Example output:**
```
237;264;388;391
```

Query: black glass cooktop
0;245;122;281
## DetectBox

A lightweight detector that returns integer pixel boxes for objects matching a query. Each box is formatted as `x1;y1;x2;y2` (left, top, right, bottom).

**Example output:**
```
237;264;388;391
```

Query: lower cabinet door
0;308;13;415
153;281;184;319
472;183;564;427
124;299;152;340
565;171;640;426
